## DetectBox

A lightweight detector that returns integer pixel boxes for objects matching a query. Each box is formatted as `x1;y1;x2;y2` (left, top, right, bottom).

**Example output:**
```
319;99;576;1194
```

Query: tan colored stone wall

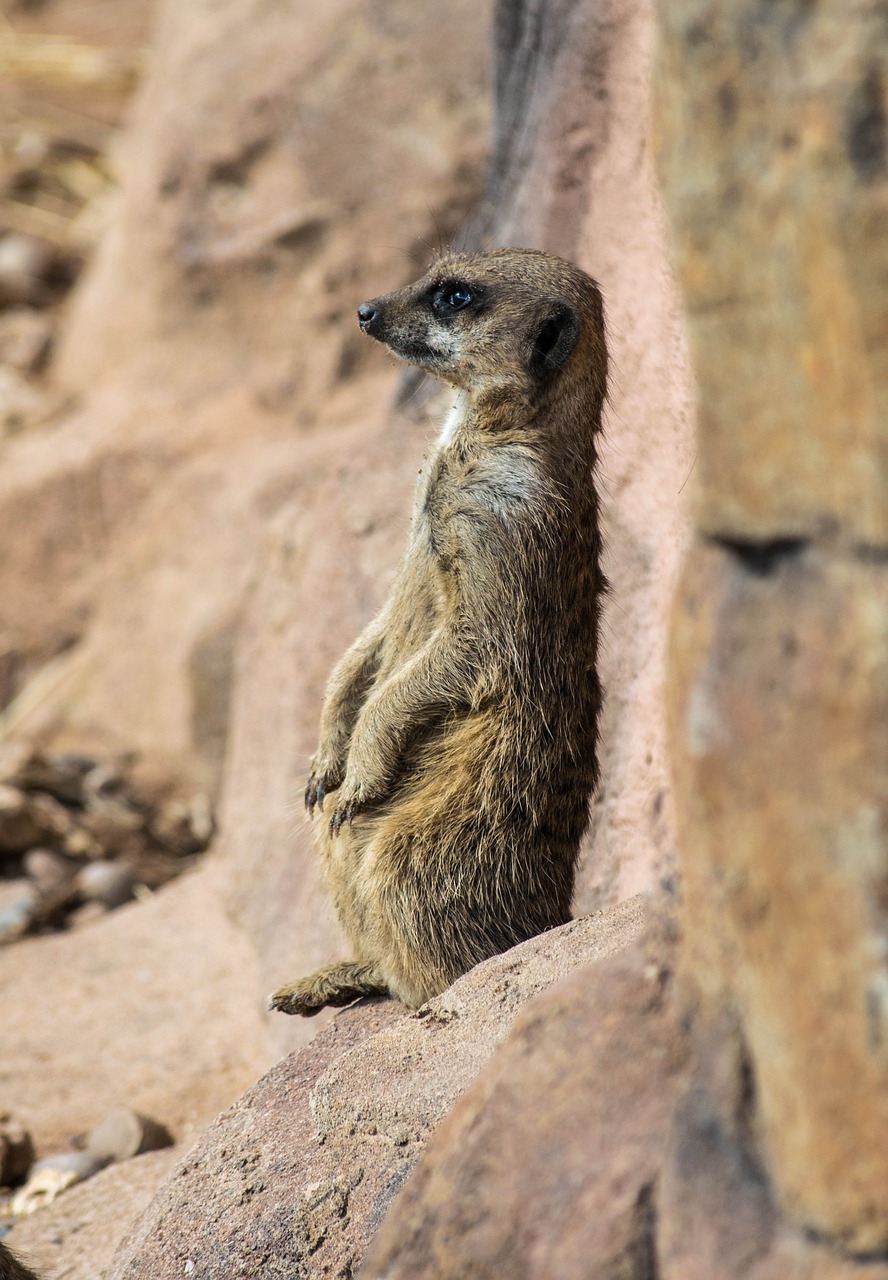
659;0;888;1253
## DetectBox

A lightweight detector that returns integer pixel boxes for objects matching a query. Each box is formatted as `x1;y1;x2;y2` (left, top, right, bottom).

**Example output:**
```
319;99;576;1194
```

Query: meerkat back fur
270;247;607;1016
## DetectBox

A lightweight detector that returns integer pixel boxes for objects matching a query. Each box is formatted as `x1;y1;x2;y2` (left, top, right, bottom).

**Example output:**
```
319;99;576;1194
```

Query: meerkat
270;247;607;1016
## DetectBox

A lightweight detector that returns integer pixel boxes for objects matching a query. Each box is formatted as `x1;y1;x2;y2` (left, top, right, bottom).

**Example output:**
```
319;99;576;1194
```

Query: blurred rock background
1;0;882;1277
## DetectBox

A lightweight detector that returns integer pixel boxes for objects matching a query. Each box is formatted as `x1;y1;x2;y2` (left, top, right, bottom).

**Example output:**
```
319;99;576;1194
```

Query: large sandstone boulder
360;930;688;1280
659;0;888;1259
104;902;644;1280
358;925;888;1280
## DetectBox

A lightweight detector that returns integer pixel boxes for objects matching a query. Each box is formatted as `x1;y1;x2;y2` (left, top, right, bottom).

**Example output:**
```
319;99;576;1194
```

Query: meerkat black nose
357;301;379;332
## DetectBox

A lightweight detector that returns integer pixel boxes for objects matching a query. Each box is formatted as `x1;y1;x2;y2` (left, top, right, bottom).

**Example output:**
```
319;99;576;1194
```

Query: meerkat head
356;248;605;398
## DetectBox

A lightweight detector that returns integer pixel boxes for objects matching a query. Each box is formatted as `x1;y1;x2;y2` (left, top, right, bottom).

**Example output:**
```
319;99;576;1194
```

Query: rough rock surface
659;0;888;1260
105;901;643;1280
656;0;888;546
359;922;888;1280
360;933;688;1280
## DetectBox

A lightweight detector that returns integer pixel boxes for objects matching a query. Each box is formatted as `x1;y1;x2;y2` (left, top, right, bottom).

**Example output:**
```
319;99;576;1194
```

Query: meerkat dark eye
432;282;475;316
447;286;473;309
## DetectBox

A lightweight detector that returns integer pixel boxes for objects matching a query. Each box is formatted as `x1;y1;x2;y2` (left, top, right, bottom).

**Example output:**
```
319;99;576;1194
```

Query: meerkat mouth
387;338;444;365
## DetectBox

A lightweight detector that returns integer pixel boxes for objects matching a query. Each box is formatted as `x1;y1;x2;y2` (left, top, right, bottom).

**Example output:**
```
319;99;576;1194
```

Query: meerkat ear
528;302;580;379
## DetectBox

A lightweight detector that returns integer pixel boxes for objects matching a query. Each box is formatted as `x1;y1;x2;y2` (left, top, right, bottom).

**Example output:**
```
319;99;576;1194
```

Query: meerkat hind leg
269;961;389;1017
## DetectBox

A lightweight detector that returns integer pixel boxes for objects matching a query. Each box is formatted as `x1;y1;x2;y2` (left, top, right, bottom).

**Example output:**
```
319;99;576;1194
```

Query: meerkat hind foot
269;961;389;1017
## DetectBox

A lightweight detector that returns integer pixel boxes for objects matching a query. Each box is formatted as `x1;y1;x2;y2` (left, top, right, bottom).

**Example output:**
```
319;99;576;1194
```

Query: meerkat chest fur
404;421;552;663
422;387;551;540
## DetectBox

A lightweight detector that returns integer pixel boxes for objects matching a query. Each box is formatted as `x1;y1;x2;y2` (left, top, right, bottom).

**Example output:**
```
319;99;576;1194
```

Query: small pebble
0;787;43;855
23;848;74;893
86;1107;173;1162
83;763;126;801
27;793;73;841
31;1153;108;1179
75;861;135;909
14;750;94;806
0;234;52;307
80;800;144;856
151;793;214;854
63;828;101;858
0;882;36;944
0;789;71;855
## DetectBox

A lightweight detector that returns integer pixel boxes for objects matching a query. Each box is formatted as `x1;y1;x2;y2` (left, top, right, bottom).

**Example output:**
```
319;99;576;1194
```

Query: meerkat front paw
268;978;328;1017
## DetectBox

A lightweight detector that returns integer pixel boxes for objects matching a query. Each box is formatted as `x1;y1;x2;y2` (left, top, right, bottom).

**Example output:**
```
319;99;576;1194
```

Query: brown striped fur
271;248;607;1014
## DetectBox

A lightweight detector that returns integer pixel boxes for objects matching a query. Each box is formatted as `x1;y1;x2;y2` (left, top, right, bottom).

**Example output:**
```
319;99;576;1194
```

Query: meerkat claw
267;987;324;1016
306;773;335;815
329;798;360;835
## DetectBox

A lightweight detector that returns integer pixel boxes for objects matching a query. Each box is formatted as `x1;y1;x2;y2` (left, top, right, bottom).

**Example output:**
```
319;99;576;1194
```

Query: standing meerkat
271;247;607;1016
